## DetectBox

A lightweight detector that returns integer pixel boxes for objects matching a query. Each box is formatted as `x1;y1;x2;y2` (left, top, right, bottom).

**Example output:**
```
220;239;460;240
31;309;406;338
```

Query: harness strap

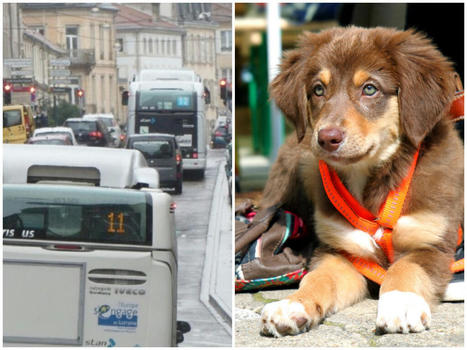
319;147;465;284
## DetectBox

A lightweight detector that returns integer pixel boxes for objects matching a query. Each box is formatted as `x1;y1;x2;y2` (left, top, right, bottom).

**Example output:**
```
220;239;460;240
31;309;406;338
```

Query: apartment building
21;3;121;121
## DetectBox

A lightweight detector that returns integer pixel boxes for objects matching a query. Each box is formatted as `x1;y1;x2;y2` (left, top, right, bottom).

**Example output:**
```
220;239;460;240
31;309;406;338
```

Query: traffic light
220;78;227;101
4;83;12;105
29;86;36;102
76;89;84;98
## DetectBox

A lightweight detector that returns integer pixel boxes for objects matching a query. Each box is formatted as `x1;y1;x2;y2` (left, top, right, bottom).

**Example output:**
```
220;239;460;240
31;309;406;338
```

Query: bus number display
107;212;125;234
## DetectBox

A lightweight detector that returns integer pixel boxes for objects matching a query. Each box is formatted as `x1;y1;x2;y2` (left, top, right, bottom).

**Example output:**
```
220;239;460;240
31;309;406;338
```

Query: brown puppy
260;27;463;336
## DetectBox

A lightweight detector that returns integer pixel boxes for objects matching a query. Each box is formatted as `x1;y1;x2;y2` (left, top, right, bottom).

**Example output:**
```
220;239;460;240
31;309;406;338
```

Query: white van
3;145;178;346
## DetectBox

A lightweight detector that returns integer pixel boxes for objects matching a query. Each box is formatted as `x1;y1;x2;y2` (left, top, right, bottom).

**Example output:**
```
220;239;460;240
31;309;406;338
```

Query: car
63;117;114;147
126;133;183;194
211;125;231;148
33;126;78;145
26;134;74;145
83;113;123;147
3;144;178;346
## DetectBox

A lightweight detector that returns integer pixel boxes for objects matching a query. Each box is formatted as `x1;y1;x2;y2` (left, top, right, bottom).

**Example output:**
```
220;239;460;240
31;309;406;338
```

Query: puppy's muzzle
318;127;345;152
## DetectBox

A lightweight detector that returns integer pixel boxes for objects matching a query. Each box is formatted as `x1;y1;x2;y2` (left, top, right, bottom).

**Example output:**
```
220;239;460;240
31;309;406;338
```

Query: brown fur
260;26;463;336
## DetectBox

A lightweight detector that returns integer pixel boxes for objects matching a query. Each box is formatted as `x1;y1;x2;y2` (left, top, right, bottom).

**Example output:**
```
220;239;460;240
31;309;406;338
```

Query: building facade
21;4;120;121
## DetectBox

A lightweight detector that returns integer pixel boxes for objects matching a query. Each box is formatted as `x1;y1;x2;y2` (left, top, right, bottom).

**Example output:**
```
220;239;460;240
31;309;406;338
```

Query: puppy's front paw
261;299;313;337
376;291;431;334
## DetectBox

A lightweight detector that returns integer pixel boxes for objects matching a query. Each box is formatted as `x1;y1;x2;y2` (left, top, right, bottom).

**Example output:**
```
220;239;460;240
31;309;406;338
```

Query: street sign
11;69;33;77
4;78;33;84
52;87;71;93
50;79;72;84
4;58;32;67
50;69;71;76
50;58;71;66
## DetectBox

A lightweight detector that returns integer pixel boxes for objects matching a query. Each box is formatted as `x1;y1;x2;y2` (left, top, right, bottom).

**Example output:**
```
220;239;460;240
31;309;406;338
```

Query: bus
3;145;178;346
124;70;207;178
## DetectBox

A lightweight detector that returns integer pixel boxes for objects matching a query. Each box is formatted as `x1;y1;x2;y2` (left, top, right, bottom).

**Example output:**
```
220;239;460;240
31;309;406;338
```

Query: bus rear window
138;90;195;111
3;184;152;245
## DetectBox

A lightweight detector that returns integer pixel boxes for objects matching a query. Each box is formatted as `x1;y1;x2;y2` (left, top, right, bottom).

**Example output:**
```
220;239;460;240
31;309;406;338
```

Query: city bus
124;69;207;178
3;144;178;346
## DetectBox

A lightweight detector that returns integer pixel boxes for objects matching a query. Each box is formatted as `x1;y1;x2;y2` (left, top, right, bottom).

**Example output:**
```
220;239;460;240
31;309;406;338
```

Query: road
175;148;232;347
235;288;464;347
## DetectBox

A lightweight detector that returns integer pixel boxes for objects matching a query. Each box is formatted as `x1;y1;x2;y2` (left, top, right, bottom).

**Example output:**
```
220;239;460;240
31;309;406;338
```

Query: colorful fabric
235;268;308;292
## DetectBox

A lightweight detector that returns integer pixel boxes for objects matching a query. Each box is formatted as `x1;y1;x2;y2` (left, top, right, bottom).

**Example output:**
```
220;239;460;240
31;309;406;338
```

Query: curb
200;160;232;334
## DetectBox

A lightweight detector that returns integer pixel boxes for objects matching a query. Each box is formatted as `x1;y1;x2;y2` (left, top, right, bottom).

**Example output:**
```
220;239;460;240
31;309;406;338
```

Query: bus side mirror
122;91;129;106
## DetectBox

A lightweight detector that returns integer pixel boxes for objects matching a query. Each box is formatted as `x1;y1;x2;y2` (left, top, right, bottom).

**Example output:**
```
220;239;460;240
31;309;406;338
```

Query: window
172;40;176;56
161;40;165;55
66;26;79;57
116;38;123;52
155;39;159;55
149;39;153;54
221;30;232;51
99;25;104;59
143;38;147;55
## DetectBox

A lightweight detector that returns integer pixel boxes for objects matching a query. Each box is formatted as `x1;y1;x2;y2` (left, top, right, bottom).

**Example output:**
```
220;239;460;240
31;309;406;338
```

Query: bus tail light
192;152;198;159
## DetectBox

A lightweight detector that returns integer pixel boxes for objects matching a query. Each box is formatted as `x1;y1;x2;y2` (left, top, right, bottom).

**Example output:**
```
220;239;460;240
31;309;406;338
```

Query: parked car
63;117;114;147
83;113;123;147
26;134;73;145
33;126;78;145
126;133;183;194
211;125;231;148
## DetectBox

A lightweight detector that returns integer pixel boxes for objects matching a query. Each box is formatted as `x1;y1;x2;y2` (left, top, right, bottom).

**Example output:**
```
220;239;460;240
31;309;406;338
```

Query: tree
47;100;81;126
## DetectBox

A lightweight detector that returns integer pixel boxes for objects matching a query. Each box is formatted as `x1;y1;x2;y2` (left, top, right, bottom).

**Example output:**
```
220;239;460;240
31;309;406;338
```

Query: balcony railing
68;49;95;67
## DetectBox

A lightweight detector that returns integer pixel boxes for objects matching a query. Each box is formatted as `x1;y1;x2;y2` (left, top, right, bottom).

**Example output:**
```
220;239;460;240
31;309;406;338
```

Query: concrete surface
235;288;464;347
201;159;233;334
176;149;232;347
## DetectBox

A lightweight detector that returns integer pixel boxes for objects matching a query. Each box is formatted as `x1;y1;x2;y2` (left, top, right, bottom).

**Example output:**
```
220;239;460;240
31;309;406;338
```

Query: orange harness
319;150;464;285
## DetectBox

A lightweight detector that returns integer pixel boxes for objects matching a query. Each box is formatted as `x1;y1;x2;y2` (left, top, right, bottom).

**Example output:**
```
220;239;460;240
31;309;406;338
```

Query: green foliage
47;100;81;126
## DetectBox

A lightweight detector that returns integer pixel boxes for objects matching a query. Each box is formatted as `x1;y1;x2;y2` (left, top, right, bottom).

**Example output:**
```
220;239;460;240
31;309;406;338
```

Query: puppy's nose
318;128;344;152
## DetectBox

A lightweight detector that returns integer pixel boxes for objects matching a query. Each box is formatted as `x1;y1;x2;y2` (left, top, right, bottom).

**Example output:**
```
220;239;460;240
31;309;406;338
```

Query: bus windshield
137;90;195;112
3;184;152;245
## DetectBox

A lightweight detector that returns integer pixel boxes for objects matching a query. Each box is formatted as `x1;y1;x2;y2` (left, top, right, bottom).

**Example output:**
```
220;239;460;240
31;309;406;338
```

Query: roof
211;3;232;25
20;3;119;12
3;144;152;189
23;30;66;55
115;4;184;33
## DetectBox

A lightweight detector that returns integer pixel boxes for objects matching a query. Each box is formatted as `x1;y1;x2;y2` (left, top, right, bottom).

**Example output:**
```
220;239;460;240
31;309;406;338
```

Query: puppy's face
271;27;456;168
306;55;400;167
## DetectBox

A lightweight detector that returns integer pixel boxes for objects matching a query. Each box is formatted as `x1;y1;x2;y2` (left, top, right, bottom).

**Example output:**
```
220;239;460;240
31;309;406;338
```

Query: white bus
3;145;178;346
124;69;207;178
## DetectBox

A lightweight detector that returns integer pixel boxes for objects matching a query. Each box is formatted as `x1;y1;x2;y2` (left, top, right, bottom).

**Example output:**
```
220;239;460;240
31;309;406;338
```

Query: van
126;133;183;194
3;144;178;346
3;104;35;143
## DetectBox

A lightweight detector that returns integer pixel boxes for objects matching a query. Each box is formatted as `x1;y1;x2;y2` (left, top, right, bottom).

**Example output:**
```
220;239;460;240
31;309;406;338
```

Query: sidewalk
201;160;232;335
235;288;464;347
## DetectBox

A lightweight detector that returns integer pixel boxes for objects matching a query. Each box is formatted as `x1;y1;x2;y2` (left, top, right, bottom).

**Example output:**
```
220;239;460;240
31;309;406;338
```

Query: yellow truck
3;104;35;143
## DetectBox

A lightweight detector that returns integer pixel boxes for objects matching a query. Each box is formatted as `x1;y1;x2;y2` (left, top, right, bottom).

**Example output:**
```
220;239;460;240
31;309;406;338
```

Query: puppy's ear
270;49;309;142
393;29;456;147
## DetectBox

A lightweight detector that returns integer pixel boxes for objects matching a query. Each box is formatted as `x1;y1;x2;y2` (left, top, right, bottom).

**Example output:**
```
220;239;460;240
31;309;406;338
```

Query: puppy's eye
313;84;325;97
363;84;378;96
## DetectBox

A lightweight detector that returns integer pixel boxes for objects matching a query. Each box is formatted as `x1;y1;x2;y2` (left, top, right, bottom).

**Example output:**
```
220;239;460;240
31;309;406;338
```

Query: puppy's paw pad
376;291;431;334
261;299;311;337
